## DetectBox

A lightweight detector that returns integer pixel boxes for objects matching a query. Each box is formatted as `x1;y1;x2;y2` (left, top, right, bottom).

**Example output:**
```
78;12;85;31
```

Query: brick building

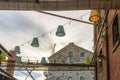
93;10;120;80
46;43;94;80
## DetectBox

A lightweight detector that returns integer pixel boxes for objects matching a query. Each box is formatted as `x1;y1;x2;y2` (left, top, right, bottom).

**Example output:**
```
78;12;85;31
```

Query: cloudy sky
0;10;93;80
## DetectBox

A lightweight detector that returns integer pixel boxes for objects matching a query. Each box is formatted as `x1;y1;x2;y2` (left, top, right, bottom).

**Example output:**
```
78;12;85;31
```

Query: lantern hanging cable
14;11;90;49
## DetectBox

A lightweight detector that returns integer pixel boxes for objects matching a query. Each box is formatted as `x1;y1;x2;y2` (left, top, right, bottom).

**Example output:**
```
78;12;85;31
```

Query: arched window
57;77;61;80
68;77;72;80
80;76;85;80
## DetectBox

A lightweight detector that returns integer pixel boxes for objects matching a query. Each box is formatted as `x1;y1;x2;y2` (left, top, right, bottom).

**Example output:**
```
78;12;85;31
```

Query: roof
48;42;93;59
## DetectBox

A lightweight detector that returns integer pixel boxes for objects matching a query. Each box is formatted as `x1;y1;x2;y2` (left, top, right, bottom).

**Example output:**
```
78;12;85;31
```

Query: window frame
80;52;85;58
80;76;85;80
112;14;120;52
57;77;61;80
68;77;72;80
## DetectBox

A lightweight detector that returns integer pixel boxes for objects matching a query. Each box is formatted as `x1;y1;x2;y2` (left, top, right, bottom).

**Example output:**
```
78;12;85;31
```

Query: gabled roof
48;43;93;59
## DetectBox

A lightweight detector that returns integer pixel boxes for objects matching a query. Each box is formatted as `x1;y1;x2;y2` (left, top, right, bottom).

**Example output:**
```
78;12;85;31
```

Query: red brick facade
94;10;120;80
6;50;16;76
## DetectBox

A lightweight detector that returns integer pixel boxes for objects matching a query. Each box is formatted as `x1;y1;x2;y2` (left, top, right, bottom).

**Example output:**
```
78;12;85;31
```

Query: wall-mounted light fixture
97;53;105;62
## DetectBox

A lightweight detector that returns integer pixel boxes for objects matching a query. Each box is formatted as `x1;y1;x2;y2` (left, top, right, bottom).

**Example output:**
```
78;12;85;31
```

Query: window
68;77;72;80
58;54;62;59
57;77;61;80
80;76;85;80
68;52;73;63
69;52;73;58
80;53;85;58
112;14;119;46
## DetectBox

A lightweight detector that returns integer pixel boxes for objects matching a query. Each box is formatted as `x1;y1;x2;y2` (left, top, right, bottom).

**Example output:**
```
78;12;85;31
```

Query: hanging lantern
84;56;90;64
89;10;101;23
66;57;72;64
31;37;39;47
15;56;22;63
41;57;46;64
14;46;20;54
0;51;6;62
56;25;65;37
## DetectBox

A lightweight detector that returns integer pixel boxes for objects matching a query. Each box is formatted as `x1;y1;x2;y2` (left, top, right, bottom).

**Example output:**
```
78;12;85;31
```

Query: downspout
105;25;110;80
91;9;109;80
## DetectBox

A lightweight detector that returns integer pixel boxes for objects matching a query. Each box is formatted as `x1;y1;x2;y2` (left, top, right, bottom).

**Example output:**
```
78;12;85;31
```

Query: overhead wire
12;11;90;53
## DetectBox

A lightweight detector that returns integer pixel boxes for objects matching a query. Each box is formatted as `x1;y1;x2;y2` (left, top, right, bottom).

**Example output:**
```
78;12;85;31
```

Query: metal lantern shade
41;57;46;64
89;10;101;23
66;57;72;64
0;52;6;62
56;25;65;37
14;46;20;54
84;56;90;64
15;56;22;63
31;37;39;47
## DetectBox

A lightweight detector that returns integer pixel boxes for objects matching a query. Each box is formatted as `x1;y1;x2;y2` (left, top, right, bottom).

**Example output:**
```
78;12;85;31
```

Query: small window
80;76;85;80
80;53;85;58
112;14;119;46
58;54;62;59
57;77;61;80
68;77;72;80
69;52;73;58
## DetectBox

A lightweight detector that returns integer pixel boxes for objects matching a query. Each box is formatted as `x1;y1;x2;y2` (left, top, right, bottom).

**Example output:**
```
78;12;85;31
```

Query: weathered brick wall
107;10;120;80
6;50;16;76
95;10;120;80
48;43;94;80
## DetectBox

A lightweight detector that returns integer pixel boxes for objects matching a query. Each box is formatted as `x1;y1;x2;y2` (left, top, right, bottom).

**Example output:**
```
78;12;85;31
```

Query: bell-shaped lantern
89;10;101;23
31;37;39;47
84;56;90;64
56;25;65;37
0;51;6;62
41;57;46;64
66;57;72;64
15;56;22;63
14;46;20;54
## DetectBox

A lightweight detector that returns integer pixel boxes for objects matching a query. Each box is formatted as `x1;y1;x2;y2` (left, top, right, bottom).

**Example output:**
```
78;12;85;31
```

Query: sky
0;10;93;80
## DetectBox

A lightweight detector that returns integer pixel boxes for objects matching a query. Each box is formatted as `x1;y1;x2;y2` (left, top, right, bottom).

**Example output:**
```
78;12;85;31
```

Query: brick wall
107;10;120;80
6;50;16;76
95;10;120;80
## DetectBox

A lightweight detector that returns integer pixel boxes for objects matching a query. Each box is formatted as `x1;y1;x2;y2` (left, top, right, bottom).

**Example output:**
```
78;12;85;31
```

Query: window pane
112;14;119;45
80;53;85;57
80;76;84;80
68;77;72;80
69;52;73;57
57;77;61;80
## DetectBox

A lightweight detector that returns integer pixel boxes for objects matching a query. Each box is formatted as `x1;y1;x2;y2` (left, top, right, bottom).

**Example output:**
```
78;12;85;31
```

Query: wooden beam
0;0;120;10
